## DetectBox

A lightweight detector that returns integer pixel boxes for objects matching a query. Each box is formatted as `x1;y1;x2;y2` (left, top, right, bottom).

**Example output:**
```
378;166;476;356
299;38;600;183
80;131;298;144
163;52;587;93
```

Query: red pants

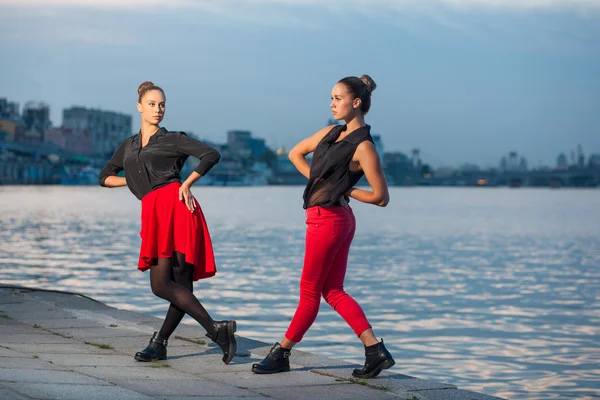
285;205;372;343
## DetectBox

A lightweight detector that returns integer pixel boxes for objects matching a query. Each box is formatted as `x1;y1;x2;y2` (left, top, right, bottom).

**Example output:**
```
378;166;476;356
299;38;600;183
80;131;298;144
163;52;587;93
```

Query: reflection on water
1;186;599;399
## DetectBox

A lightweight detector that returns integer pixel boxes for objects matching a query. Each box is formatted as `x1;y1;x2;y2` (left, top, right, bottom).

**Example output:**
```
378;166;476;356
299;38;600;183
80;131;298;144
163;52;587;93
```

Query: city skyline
1;0;599;168
1;94;597;171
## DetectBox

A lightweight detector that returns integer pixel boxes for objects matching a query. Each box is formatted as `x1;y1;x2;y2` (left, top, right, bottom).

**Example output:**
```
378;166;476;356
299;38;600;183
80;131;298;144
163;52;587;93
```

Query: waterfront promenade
0;286;503;400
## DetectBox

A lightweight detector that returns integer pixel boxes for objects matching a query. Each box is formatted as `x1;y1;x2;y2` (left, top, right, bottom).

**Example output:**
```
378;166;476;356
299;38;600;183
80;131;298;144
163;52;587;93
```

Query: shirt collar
342;124;371;144
133;127;168;143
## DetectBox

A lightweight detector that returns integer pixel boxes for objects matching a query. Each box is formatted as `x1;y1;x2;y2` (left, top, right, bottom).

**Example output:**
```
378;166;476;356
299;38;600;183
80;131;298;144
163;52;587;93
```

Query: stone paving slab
162;354;261;374
110;378;261;397
0;347;31;358
201;370;344;389
1;333;79;344
0;301;77;321
34;353;159;367
2;382;154;400
4;342;118;355
413;388;506;400
2;317;106;330
0;292;27;304
312;366;457;391
0;324;43;334
0;385;31;400
0;357;69;370
0;286;506;400
0;367;108;385
255;383;402;400
23;291;115;311
48;326;152;339
68;365;201;382
161;397;268;400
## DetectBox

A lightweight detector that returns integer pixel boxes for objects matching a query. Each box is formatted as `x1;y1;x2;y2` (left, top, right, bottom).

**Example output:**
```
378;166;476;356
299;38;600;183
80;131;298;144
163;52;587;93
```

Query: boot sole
352;358;395;379
222;321;237;365
251;365;291;374
134;354;167;362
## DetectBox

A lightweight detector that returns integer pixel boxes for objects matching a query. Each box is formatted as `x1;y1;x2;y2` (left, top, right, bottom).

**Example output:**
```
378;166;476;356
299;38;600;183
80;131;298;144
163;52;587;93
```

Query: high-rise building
45;127;92;155
556;153;568;171
577;144;585;169
62;107;132;157
21;101;51;144
508;151;518;171
0;98;20;120
518;156;528;172
0;98;23;142
588;154;600;169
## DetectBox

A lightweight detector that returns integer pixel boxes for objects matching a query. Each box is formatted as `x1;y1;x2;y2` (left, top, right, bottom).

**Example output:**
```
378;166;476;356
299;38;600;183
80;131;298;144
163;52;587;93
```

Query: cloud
2;0;600;13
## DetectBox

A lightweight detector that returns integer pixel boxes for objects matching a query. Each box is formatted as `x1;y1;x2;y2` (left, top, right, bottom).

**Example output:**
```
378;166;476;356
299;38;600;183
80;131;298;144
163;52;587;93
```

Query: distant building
384;151;414;185
577;144;585;169
269;151;306;184
508;151;518;171
589;154;600;169
0;119;25;142
45;127;92;155
499;156;508;171
227;130;251;150
556;153;568;171
411;148;421;168
518;156;528;172
62;107;132;158
0;98;20;120
248;137;267;159
227;130;252;158
0;98;24;142
21;101;52;145
226;130;269;160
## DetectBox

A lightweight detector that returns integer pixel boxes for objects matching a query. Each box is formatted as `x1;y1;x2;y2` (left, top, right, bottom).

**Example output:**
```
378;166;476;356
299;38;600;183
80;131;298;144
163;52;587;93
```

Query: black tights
150;252;215;339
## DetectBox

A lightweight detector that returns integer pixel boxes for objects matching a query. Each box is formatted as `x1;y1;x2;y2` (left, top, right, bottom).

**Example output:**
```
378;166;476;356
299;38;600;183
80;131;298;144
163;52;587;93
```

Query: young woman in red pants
99;81;237;364
252;75;395;378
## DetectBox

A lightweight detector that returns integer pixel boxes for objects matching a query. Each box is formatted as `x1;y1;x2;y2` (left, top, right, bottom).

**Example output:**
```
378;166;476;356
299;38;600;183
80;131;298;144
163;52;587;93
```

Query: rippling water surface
1;185;599;399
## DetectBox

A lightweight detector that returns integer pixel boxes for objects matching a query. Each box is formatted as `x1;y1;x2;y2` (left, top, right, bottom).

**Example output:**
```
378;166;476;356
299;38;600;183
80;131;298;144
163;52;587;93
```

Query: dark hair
338;74;377;115
137;81;165;103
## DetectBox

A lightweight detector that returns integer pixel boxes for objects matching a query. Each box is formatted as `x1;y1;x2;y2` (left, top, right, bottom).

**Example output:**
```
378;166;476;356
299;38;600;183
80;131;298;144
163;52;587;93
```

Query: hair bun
360;75;377;94
137;81;155;96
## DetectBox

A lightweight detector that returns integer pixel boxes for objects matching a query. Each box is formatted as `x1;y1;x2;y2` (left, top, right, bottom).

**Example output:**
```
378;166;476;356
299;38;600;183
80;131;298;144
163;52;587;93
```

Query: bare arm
103;176;127;187
288;125;337;179
346;141;389;207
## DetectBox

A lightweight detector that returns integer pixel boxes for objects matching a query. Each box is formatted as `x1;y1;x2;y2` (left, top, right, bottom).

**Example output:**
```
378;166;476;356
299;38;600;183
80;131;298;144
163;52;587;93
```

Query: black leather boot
134;331;167;362
251;343;291;374
205;320;237;364
352;339;395;379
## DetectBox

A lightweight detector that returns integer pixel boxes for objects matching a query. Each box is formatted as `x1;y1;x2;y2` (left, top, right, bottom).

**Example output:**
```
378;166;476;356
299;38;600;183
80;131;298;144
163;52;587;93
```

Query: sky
1;0;599;168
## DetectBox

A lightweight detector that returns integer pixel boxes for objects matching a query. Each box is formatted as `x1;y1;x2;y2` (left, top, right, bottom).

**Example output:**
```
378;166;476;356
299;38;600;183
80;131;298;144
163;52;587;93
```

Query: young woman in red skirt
99;81;237;364
252;75;395;378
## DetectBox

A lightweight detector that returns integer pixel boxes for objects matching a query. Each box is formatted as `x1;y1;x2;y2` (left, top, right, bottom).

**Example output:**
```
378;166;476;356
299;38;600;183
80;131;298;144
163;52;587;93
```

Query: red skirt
138;182;217;281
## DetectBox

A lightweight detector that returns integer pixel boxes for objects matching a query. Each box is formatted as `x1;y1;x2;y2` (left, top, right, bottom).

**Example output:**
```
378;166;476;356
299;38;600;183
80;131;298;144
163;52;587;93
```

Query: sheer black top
302;124;373;209
99;127;220;200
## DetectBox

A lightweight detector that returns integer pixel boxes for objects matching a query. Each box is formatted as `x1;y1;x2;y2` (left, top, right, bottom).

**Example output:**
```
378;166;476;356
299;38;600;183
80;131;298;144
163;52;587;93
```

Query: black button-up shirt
99;127;220;200
303;124;373;209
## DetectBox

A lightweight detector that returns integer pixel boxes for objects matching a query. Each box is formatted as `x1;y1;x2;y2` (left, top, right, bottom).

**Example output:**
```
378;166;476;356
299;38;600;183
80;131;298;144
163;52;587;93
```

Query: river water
1;185;598;399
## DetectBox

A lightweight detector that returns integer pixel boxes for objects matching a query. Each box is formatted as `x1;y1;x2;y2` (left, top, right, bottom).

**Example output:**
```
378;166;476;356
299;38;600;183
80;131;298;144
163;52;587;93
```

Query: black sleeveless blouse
302;124;374;209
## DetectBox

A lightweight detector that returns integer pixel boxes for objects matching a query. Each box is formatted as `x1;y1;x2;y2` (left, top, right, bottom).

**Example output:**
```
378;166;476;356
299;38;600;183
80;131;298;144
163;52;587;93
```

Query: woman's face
330;82;361;121
137;89;165;126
